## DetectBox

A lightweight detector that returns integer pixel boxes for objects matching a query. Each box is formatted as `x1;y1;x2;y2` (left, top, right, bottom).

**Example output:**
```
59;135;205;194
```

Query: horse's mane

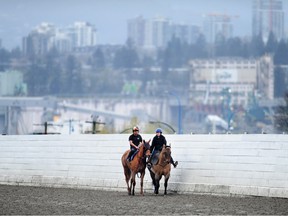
158;145;171;165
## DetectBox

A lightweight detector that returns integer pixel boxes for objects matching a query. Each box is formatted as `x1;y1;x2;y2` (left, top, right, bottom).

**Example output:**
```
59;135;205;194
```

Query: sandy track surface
1;185;288;215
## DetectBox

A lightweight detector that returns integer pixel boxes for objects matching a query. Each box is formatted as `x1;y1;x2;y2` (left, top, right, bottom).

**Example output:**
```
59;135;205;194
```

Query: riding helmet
132;126;139;132
155;128;162;133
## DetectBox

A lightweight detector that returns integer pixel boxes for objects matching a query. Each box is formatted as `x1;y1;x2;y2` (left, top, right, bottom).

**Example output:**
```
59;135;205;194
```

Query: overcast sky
0;0;287;49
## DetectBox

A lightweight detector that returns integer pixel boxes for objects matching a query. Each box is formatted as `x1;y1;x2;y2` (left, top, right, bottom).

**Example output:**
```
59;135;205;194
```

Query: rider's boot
170;158;178;168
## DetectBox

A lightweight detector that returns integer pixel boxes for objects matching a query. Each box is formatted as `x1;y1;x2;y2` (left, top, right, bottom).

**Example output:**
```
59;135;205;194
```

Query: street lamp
149;120;176;134
221;87;234;131
166;91;182;134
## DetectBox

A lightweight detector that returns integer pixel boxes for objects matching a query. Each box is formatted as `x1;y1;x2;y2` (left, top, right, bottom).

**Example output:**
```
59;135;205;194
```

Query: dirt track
1;184;288;215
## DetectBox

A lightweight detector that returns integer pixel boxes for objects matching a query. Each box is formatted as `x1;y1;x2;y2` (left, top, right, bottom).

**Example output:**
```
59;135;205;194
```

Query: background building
170;23;201;44
73;22;97;48
189;58;258;107
127;16;145;47
257;55;274;100
127;16;201;49
22;22;55;56
0;70;27;96
203;14;235;44
22;22;97;55
252;0;285;42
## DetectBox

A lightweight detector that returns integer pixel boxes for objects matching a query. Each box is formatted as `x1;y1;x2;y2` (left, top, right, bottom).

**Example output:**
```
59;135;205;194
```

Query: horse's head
143;139;151;158
162;145;172;163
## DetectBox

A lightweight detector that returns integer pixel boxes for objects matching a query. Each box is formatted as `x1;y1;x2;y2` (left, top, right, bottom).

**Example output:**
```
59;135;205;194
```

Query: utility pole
85;115;105;134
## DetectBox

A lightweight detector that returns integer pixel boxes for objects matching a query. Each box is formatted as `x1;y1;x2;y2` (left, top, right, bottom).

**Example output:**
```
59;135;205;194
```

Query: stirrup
147;163;152;169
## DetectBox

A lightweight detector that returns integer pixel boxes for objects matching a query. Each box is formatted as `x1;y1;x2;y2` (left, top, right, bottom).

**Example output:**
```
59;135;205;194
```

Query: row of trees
0;32;287;97
101;32;288;70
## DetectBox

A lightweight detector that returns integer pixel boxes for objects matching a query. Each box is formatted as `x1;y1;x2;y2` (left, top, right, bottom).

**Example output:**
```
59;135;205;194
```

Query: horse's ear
148;139;151;143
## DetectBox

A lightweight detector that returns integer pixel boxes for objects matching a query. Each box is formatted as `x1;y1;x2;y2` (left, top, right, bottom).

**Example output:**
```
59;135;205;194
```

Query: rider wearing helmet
127;126;143;162
147;128;178;168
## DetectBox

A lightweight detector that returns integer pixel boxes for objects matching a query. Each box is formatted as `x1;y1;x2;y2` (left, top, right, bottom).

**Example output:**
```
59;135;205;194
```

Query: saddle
128;149;139;161
150;151;160;165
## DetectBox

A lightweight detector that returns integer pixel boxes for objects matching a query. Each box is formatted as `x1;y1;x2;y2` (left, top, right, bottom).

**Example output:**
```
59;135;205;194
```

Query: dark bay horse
148;144;172;195
121;140;150;195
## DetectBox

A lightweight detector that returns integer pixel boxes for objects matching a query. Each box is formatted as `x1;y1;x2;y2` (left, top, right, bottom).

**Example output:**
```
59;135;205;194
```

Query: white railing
0;134;288;198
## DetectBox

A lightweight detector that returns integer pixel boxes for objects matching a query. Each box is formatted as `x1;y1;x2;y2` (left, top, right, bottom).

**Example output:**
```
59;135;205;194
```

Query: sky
0;0;287;49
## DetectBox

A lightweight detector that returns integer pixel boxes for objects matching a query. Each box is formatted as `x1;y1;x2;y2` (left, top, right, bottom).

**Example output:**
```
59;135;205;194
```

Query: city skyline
0;0;287;49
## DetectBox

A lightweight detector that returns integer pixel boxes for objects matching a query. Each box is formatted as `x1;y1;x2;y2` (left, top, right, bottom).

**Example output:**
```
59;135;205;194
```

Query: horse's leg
154;174;162;195
149;170;155;184
164;173;170;195
155;179;159;194
140;171;145;196
130;172;136;196
124;167;131;195
149;170;156;193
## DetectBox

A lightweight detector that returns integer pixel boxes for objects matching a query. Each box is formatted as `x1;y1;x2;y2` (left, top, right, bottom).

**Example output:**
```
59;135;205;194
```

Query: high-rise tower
203;13;235;44
127;16;146;47
252;0;284;42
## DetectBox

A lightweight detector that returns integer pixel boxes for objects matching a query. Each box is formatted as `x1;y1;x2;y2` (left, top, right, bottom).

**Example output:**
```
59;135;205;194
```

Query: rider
147;128;178;168
127;126;143;162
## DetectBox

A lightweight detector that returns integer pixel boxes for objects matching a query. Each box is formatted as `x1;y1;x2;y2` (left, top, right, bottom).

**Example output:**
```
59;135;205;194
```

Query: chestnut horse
121;140;150;195
148;144;172;195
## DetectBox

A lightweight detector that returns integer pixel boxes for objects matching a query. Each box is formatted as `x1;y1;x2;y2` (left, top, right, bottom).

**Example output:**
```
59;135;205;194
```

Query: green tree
141;55;154;68
25;63;49;96
10;47;22;58
274;39;288;65
214;33;226;57
249;34;265;57
194;34;208;58
43;48;64;95
92;48;105;69
274;40;288;98
64;55;84;95
274;66;287;98
226;37;243;57
167;36;183;67
0;48;10;71
274;92;288;133
113;39;139;69
265;31;278;54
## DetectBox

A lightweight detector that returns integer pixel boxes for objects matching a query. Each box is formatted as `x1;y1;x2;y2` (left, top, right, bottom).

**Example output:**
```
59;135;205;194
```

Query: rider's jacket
128;134;142;151
150;134;167;152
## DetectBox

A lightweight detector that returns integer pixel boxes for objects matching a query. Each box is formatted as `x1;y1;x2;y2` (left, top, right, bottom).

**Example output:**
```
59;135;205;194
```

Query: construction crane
206;13;239;22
